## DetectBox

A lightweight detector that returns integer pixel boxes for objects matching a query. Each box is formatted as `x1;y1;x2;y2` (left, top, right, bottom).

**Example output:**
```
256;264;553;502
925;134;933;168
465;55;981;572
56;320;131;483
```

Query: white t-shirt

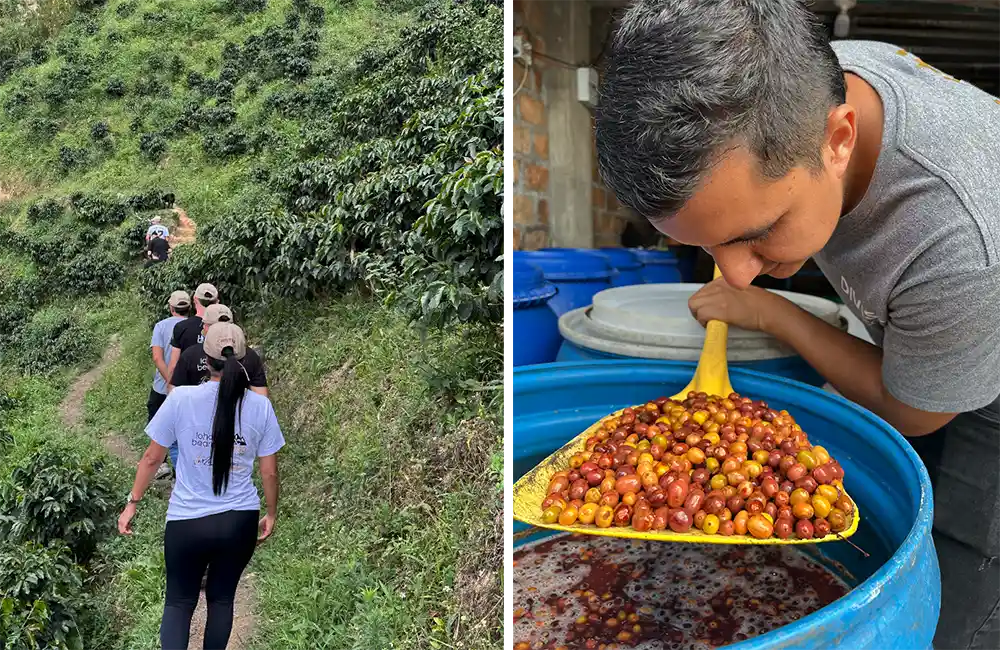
147;224;169;239
146;382;285;522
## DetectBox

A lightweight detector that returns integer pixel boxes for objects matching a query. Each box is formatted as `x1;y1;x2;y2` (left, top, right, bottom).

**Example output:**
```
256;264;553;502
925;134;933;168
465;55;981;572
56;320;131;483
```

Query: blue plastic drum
513;360;939;650
512;257;561;367
514;250;614;316
631;247;682;283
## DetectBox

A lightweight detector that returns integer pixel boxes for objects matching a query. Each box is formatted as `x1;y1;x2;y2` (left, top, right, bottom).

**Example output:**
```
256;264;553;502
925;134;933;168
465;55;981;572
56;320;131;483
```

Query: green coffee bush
0;444;116;563
11;308;99;375
139;132;167;161
26;199;64;223
0;542;84;650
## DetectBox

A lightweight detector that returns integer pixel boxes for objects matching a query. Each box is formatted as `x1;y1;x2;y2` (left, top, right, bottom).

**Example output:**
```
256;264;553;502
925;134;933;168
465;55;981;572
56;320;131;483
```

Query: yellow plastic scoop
671;265;734;400
512;264;861;545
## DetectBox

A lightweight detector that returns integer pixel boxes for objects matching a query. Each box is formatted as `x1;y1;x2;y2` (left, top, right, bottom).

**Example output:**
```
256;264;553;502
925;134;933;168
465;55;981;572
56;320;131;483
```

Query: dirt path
187;572;258;650
60;335;122;431
171;206;197;246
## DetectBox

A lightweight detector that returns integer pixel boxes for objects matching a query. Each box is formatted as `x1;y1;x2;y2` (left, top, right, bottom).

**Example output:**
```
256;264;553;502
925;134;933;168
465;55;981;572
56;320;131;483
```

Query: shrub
58;145;88;172
0;389;18;447
90;121;110;141
139;132;167;161
26;116;59;139
202;126;248;158
61;249;126;295
9;308;99;375
0;444;116;563
2;88;30;116
115;1;137;18
150;0;504;329
223;0;269;14
105;76;126;97
70;193;128;226
0;297;30;351
26;199;64;223
125;190;174;211
0;542;85;650
41;61;93;107
400;147;503;327
119;216;149;255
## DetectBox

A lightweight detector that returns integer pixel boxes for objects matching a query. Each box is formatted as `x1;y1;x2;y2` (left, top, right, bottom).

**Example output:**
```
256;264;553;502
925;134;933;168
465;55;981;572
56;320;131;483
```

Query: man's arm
165;346;181;391
760;300;956;437
688;280;959;437
151;346;169;381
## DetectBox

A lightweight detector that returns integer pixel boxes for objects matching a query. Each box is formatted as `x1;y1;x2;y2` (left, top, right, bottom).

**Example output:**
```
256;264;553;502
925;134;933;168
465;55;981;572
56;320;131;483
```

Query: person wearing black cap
118;322;283;650
169;304;268;396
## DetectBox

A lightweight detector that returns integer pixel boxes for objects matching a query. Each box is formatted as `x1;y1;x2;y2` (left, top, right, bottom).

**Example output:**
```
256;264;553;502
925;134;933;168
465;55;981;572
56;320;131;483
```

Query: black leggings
161;510;258;650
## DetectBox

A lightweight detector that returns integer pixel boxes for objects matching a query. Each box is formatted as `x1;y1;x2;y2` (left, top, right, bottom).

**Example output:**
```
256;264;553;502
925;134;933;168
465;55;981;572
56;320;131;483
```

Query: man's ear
824;104;857;179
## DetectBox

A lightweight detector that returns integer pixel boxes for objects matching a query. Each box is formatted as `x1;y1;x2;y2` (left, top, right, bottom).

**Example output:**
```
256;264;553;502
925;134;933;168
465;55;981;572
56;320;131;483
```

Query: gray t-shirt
816;41;1000;418
150;315;183;395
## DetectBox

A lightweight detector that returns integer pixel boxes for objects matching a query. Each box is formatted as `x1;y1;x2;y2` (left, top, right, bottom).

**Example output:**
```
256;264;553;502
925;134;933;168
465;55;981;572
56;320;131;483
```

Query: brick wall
590;117;635;247
512;0;551;250
512;1;654;251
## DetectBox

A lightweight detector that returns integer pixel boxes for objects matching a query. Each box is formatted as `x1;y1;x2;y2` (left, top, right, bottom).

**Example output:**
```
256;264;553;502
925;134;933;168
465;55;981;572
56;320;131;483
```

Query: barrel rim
512;282;558;307
513;360;936;648
515;250;617;280
629;248;680;265
559;307;801;360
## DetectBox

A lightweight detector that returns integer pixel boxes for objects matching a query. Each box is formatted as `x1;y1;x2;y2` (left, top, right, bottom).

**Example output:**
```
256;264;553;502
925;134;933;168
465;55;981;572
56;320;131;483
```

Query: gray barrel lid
559;283;846;361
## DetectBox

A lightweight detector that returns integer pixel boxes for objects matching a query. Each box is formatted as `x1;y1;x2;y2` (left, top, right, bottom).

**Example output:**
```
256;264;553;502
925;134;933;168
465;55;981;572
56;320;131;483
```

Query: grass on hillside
0;0;410;222
72;296;503;650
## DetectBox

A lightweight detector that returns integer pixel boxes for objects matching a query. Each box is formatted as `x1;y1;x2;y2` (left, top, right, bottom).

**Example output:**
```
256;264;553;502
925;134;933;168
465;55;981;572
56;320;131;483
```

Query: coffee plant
26;199;65;223
141;1;501;327
105;76;126;97
0;445;116;563
61;249;127;295
401;146;503;327
90;120;110;141
139;132;167;161
70;193;128;226
9;308;99;375
58;145;88;172
0;542;84;650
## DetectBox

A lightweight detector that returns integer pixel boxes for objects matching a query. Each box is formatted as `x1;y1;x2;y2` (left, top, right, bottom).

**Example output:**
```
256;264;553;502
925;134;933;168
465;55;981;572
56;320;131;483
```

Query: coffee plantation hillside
0;0;502;648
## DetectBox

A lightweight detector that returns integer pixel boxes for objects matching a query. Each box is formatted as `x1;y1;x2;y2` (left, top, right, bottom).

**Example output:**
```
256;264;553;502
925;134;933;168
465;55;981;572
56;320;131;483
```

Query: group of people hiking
145;215;171;267
117;268;285;649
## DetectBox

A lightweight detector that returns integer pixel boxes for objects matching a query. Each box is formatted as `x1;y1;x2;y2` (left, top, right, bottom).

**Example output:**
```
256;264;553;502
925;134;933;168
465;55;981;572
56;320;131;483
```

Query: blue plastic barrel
630;247;682;283
513;360;939;650
514;250;613;316
596;248;643;287
673;245;699;282
539;247;643;287
512;258;562;367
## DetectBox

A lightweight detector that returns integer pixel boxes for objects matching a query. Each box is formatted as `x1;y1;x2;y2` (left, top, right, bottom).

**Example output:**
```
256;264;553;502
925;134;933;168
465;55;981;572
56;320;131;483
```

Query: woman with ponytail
118;322;284;650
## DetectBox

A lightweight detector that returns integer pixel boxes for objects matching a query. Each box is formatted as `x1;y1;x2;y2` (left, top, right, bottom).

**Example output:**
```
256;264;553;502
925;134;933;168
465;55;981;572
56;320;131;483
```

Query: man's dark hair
174;304;191;317
595;0;846;220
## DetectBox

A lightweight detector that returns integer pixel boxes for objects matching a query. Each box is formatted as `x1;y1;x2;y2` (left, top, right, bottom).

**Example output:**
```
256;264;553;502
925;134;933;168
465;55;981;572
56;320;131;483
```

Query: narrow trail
170;206;197;246
60;335;122;431
58;205;257;650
